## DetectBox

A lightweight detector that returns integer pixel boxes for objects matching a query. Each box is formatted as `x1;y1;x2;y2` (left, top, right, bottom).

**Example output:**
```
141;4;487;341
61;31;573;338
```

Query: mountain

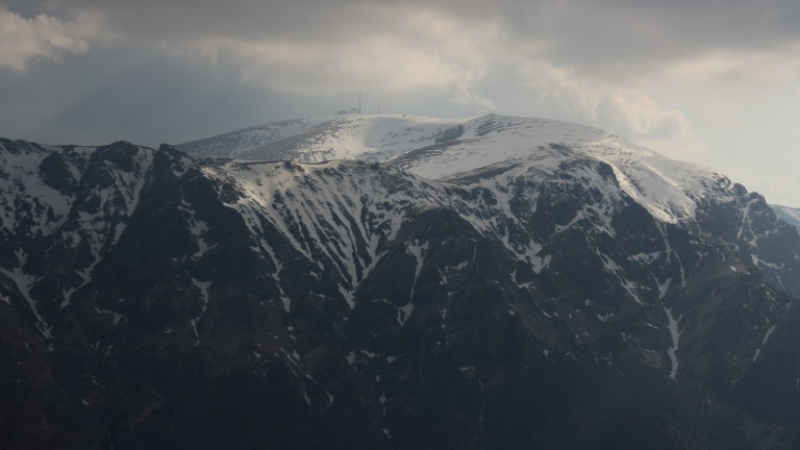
180;114;800;297
3;115;800;449
771;204;800;232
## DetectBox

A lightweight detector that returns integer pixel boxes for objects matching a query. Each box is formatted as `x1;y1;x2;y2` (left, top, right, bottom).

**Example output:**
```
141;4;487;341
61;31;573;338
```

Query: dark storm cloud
0;42;319;146
0;25;478;146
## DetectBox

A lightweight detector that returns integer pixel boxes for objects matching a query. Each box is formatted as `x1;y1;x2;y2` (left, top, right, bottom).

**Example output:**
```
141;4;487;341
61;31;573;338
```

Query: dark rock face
2;138;800;449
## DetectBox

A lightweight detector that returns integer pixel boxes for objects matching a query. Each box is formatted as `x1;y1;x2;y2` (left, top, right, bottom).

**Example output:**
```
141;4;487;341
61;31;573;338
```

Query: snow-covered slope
385;115;724;226
180;114;800;296
180;114;726;225
179;114;468;161
177;118;314;157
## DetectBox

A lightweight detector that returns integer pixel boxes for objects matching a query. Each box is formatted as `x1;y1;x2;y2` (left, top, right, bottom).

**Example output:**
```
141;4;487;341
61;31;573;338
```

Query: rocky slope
2;116;800;449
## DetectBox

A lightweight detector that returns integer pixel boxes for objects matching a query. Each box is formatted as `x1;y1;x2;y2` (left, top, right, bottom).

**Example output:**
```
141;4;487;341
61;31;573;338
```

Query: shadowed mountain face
3;116;800;449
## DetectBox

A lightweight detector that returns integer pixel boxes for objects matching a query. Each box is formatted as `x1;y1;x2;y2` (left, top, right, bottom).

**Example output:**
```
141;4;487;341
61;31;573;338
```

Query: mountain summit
180;114;800;295
2;115;800;449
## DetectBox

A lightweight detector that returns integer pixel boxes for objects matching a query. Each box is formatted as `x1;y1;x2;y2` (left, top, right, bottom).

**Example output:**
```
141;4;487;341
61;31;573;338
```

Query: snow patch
95;308;124;326
0;255;51;339
397;303;415;327
753;325;777;362
664;307;682;380
190;279;212;346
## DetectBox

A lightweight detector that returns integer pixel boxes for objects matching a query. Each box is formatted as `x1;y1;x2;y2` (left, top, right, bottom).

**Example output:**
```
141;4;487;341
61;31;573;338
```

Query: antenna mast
358;91;362;114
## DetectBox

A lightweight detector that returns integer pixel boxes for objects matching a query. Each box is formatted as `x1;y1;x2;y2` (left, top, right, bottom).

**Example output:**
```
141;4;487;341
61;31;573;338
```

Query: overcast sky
2;0;800;206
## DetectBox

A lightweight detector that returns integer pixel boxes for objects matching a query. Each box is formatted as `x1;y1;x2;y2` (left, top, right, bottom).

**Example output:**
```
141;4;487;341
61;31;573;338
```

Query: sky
1;0;799;206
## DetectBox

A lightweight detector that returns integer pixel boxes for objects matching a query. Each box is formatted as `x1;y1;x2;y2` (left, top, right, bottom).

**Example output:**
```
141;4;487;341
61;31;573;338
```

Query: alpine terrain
3;114;800;449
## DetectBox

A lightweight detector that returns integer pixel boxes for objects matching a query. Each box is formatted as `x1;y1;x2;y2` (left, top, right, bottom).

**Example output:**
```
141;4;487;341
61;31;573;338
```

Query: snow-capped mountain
3;115;800;449
181;114;800;296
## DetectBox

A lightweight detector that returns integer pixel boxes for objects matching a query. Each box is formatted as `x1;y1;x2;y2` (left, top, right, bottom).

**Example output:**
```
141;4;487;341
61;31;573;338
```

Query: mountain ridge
179;114;800;297
2;116;800;448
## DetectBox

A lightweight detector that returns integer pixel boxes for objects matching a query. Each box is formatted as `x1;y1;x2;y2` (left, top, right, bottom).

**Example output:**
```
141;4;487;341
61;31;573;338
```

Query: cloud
151;3;500;109
0;8;102;71
499;0;800;70
663;47;800;84
518;61;691;137
705;99;738;115
513;58;710;163
32;1;800;100
598;90;690;139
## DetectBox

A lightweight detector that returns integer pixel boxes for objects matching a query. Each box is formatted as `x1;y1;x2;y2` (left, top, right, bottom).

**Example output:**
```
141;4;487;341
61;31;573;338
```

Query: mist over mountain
3;114;800;449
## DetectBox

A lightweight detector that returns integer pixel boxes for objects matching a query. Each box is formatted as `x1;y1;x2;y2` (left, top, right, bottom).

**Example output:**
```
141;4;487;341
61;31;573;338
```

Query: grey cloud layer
4;0;797;142
44;0;800;64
